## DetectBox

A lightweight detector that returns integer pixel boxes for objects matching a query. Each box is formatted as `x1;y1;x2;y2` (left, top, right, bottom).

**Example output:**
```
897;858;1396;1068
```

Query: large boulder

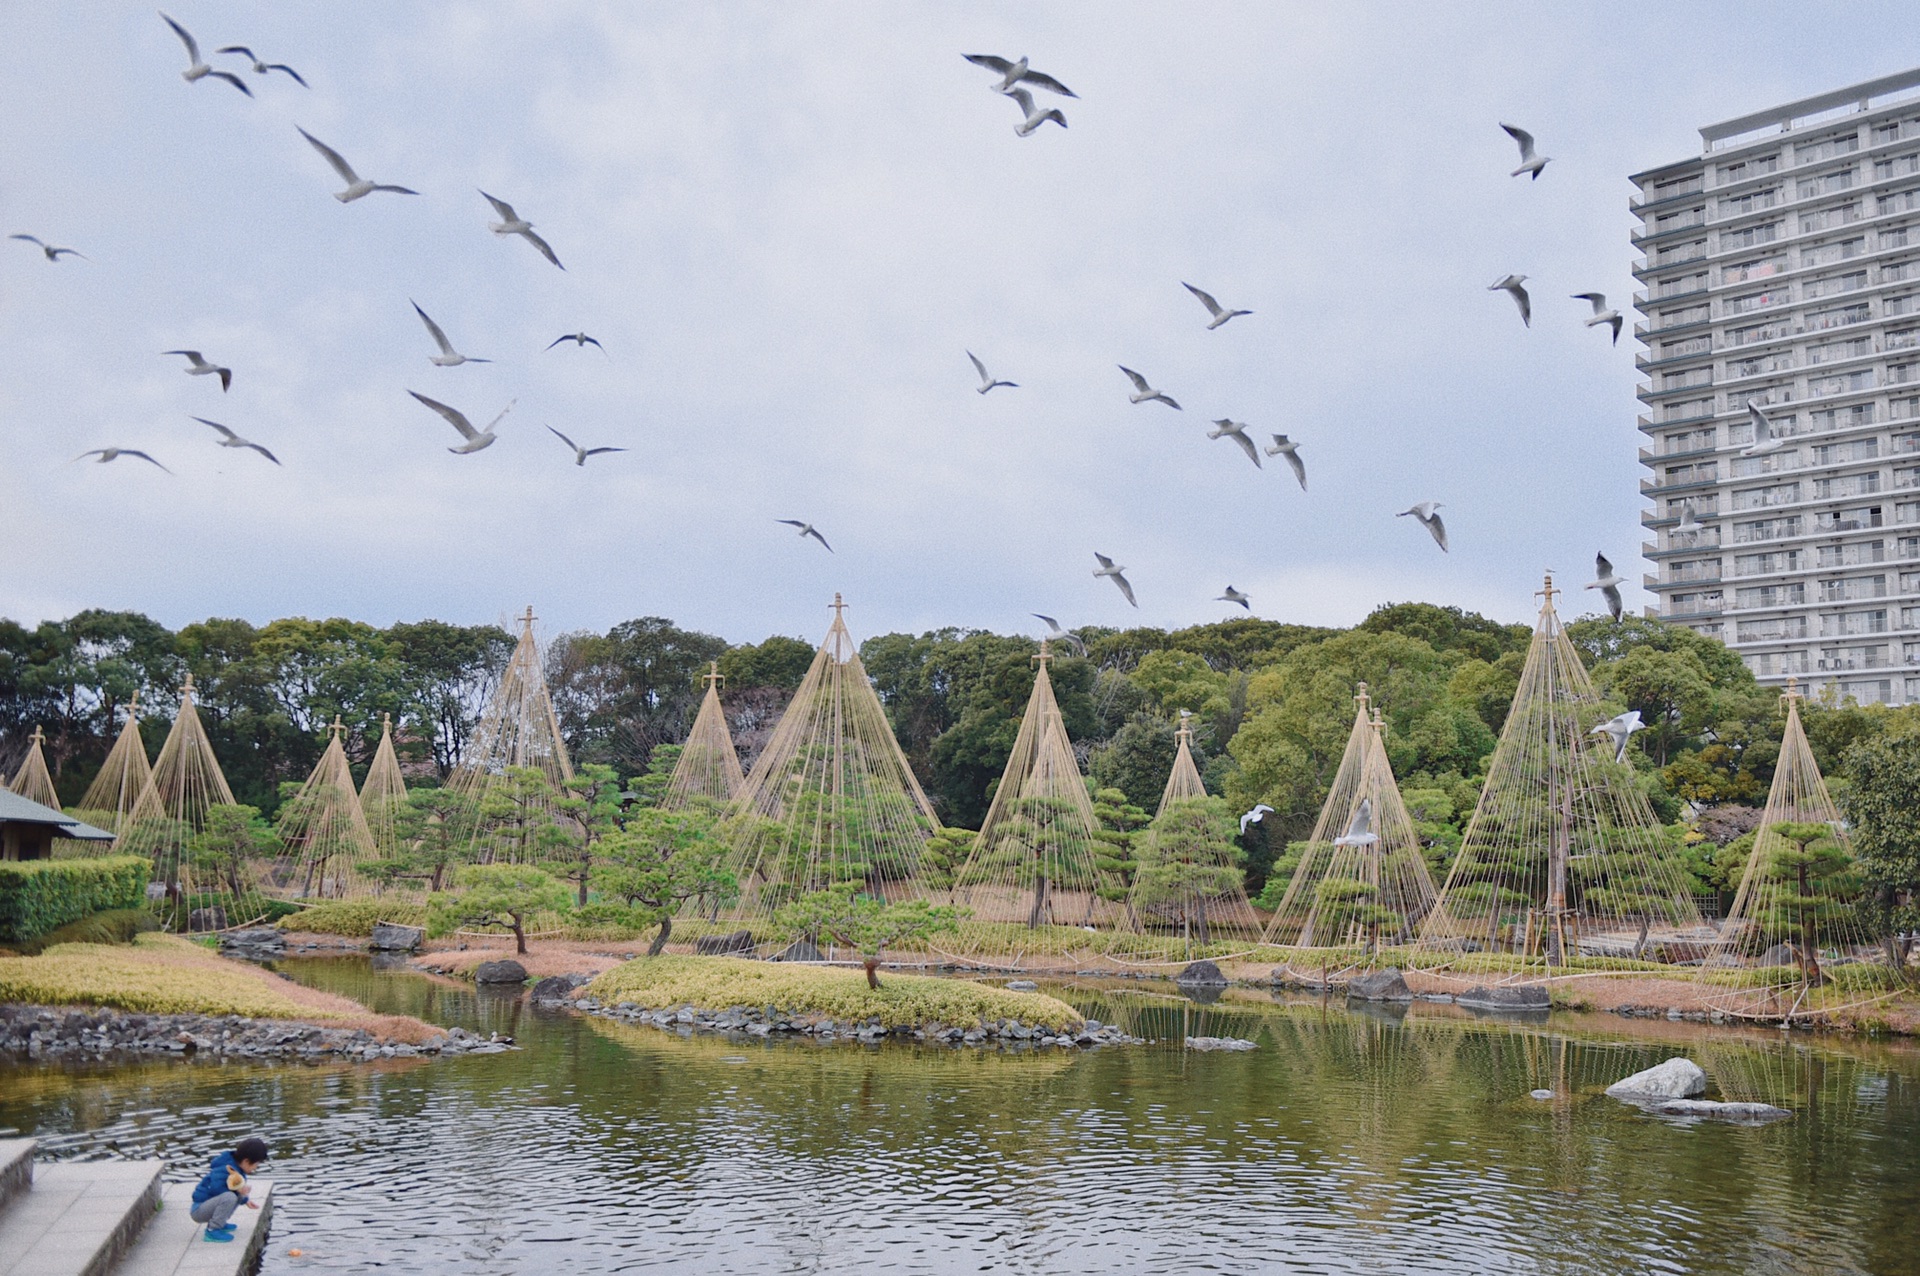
370;921;425;952
1346;968;1413;1002
1175;959;1227;986
1652;1098;1792;1124
1456;983;1550;1012
1606;1057;1708;1099
695;929;756;956
473;959;528;985
219;927;285;958
187;907;228;933
530;974;587;1003
772;939;823;963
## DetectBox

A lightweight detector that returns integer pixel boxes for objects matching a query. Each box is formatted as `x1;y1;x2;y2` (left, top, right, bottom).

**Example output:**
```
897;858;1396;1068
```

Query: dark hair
235;1137;270;1164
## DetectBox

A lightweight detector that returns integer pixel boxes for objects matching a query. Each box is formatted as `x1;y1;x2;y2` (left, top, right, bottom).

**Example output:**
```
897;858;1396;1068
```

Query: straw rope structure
725;594;938;919
9;726;60;810
448;606;574;862
1414;575;1704;974
74;692;153;835
358;712;409;857
663;662;745;809
274;717;378;900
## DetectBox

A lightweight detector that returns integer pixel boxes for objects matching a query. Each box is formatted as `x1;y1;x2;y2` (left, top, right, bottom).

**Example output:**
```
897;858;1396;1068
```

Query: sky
3;2;1918;649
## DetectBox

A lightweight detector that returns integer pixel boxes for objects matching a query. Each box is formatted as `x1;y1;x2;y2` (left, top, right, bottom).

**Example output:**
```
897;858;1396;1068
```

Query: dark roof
0;788;116;841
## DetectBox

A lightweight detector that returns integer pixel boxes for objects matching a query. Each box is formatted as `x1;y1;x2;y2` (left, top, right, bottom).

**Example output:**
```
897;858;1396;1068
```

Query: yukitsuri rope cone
122;674;263;929
358;712;409;858
1265;686;1438;965
274;717;378;900
948;641;1117;969
448;606;574;862
74;691;154;835
1413;574;1704;979
1706;680;1899;1021
662;662;745;809
725;595;938;926
9;726;61;810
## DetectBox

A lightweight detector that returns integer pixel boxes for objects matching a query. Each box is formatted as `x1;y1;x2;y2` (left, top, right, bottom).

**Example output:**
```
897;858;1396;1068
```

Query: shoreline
0;1003;514;1062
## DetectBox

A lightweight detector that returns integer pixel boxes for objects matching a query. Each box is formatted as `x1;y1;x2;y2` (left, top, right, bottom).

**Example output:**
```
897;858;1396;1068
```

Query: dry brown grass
414;938;632;981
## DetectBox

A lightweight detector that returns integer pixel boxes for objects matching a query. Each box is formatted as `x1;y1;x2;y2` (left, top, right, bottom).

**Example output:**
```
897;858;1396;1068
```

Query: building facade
1633;69;1920;707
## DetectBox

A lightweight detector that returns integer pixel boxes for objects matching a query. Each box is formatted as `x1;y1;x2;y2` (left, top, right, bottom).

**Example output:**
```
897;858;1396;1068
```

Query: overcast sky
3;3;1915;648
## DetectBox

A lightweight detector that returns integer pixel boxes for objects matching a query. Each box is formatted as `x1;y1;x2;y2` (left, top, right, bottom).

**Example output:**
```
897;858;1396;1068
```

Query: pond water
3;957;1919;1274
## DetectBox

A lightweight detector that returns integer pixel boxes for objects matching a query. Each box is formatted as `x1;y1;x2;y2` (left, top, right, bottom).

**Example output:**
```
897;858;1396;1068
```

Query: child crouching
190;1136;268;1242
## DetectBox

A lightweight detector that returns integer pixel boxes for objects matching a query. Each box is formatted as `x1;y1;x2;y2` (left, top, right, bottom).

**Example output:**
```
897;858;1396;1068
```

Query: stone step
0;1159;161;1276
115;1180;274;1276
0;1139;33;1211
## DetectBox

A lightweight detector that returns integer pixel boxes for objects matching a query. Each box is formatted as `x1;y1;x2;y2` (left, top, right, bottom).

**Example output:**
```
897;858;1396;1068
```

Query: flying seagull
298;128;416;202
215;46;308;87
1238;804;1274;835
1742;400;1784;456
1501;123;1550;179
73;448;171;474
547;332;604;352
1490;274;1531;327
1591;710;1645;764
9;234;85;262
777;520;833;552
547;426;625;467
968;351;1016;394
1333;798;1379;847
1572;292;1623;344
408;390;510;454
160;14;252;95
193;417;279;465
1676;501;1701;537
1208;419;1261;468
1031;613;1087;656
1217;586;1250;610
411;301;488;366
1183;282;1252;330
1265;434;1307;490
963;54;1077;97
1093;552;1137;608
1001;86;1066;137
1586;551;1625;622
1399;502;1448;552
1118;366;1180;409
481;191;563;269
164;349;231;392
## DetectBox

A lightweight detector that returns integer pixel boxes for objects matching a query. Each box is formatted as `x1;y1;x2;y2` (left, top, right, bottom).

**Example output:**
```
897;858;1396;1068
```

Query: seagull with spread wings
1399;502;1448;552
1490;274;1531;327
408;391;510;454
1208;419;1262;468
298;128;416;202
481;191;563;269
1093;552;1137;608
411;302;489;367
164;350;230;392
547;332;604;352
1119;366;1180;410
9;235;85;262
1217;586;1251;610
74;448;171;474
160;13;251;95
1265;434;1307;490
1742;400;1785;456
1572;292;1623;344
963;54;1077;97
194;418;279;465
216;45;307;86
1333;798;1379;847
1031;614;1087;656
1586;552;1626;622
1501;123;1550;179
1183;282;1252;330
777;520;833;552
1000;86;1067;136
547;426;624;467
1591;711;1645;764
968;351;1016;394
1239;804;1274;835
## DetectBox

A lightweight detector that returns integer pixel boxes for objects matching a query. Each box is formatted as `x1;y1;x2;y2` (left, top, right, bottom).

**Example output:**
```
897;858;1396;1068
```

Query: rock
1652;1099;1792;1123
473;959;528;985
1758;943;1798;968
370;922;426;952
1346;968;1413;1002
186;907;228;933
1456;984;1551;1012
772;939;823;962
1185;1036;1257;1052
219;928;285;956
1175;959;1228;986
695;929;757;956
529;975;585;1003
1006;980;1038;992
1607;1057;1708;1099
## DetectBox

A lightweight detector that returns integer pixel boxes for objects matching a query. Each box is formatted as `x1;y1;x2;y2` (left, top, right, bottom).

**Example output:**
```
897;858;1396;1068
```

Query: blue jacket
191;1151;248;1207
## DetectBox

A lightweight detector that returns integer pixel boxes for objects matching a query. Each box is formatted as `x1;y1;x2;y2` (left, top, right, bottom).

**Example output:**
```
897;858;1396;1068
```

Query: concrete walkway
116;1181;274;1276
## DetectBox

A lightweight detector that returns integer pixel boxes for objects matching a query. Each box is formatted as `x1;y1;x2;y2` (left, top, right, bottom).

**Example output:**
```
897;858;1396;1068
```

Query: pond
3;957;1919;1274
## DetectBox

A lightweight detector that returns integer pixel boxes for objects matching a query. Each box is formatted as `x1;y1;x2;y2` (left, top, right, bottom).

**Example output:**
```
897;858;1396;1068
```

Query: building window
1717;157;1777;183
1796;134;1861;165
1728;352;1793;377
1802;239;1867;269
1726;288;1791;316
1655;206;1707;231
1734;549;1803;575
1656;173;1706;198
1897;433;1920;456
1804;337;1870;365
1732;413;1801;446
1662;366;1713;390
1818;541;1886;568
1896;466;1920;491
1727;318;1791;347
1737;582;1807;608
1800;204;1862;232
1738;616;1809;640
1665;426;1717;453
1668;558;1723;583
1818;575;1887;602
1875;153;1920;180
1732;516;1801;543
1821;610;1889;636
1663;397;1717;422
1732;451;1800;478
1885;259;1920;284
1732;483;1802;511
1719;188;1780;216
1811;439;1880;465
1816;506;1884;531
1803;302;1870;330
1668;591;1723;616
1883;227;1914;251
1661;335;1712;360
1748;650;1812;676
1804;270;1869;300
1657;272;1709;298
1841;679;1893;704
1880;190;1920;218
1807;369;1876;397
1806;403;1875;431
1795;170;1857;199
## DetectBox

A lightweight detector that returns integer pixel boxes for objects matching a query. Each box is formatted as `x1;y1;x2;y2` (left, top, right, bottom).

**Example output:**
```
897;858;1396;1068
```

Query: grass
587;955;1082;1031
278;901;431;935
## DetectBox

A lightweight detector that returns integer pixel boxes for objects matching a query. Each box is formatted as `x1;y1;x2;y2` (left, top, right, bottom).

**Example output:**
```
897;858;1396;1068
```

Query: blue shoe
213;1223;237;1232
203;1229;234;1242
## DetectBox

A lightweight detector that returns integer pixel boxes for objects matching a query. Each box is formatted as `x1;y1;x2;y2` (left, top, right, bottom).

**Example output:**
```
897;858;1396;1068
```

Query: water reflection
0;957;1916;1274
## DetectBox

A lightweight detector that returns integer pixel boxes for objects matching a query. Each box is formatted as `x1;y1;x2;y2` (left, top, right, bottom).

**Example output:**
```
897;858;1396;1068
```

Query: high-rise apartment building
1633;70;1920;707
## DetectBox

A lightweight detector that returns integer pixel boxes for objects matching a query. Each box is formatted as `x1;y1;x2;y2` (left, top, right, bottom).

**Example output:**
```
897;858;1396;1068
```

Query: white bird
1093;552;1137;608
160;14;251;95
73;448;171;474
1217;586;1250;610
1490;274;1531;327
1399;502;1448;553
411;302;489;367
1238;804;1274;835
1742;400;1784;456
215;45;308;87
1265;434;1307;490
547;332;604;352
163;349;230;392
547;426;625;467
1501;123;1550;180
408;390;510;454
193;417;279;465
297;128;416;202
1591;710;1646;764
1572;292;1623;345
1586;551;1625;622
962;54;1077;97
1183;282;1252;330
9;234;85;262
481;191;563;269
1030;613;1087;656
1118;366;1180;410
968;351;1016;394
1208;419;1262;468
776;520;833;552
1001;86;1067;137
1333;798;1379;848
1676;501;1701;536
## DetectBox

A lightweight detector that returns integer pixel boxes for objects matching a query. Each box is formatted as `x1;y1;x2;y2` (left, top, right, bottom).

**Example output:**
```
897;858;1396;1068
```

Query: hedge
0;856;149;943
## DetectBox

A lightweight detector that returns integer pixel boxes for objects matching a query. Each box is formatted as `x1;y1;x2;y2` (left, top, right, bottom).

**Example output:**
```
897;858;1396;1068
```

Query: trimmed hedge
0;856;149;943
278;901;429;936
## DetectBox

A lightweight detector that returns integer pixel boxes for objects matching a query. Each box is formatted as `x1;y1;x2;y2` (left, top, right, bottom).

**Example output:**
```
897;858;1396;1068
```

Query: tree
586;806;736;955
546;617;729;776
1844;733;1920;975
361;786;479;893
1090;713;1180;813
1593;647;1715;766
474;766;580;868
1761;821;1861;987
773;884;962;989
429;864;571;955
187;803;276;901
545;763;627;907
1132;796;1244;944
1091;787;1148;914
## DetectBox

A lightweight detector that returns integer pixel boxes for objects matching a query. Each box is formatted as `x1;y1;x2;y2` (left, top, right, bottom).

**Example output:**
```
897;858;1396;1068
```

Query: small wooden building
0;789;114;861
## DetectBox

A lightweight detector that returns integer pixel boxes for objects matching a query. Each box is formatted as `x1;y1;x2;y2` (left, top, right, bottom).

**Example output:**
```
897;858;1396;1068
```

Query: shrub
0;933;350;1018
0;856;149;943
13;908;158;955
277;901;430;935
